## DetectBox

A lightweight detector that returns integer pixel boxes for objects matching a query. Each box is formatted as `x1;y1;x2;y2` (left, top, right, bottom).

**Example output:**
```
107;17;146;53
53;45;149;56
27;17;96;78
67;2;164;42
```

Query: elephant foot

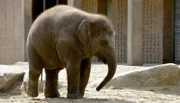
67;92;83;99
79;90;85;97
45;90;60;98
27;87;38;97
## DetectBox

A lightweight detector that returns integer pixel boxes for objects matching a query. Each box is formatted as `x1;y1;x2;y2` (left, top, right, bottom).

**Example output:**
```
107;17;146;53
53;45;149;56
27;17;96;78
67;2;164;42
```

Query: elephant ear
76;20;92;46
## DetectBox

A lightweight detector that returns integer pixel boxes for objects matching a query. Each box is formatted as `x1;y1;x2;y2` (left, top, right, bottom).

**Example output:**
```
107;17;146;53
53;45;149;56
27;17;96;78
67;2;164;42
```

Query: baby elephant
27;5;116;99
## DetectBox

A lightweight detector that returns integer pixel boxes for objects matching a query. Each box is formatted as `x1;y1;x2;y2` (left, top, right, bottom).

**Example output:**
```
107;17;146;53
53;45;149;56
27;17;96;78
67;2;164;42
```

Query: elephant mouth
95;52;106;64
97;57;106;64
101;58;106;64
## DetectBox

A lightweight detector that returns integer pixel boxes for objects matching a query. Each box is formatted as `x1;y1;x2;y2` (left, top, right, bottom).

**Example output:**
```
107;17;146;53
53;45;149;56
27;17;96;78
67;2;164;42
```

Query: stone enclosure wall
0;0;26;64
0;0;174;64
82;0;173;64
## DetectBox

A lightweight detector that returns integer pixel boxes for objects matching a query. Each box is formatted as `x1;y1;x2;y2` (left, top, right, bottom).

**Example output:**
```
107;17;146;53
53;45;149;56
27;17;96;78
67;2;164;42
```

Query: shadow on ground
39;98;135;103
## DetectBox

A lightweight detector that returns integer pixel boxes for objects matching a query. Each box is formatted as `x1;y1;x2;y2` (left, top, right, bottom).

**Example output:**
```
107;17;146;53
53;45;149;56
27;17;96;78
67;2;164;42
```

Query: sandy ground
0;64;180;103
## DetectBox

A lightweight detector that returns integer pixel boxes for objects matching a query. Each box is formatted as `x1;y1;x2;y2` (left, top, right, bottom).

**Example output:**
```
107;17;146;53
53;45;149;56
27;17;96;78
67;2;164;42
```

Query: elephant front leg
79;58;91;97
44;69;60;98
66;52;82;99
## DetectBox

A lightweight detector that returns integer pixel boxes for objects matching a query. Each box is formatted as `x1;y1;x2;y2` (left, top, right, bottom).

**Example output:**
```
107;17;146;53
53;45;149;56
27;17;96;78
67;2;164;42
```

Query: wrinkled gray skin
27;5;116;99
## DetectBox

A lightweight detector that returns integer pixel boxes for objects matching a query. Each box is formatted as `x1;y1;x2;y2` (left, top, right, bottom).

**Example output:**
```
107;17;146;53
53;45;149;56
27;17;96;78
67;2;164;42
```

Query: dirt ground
0;64;180;103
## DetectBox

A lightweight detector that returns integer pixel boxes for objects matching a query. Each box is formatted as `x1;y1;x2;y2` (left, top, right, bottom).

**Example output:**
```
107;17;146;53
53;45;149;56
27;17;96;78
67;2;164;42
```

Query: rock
0;72;25;93
91;63;180;89
0;63;26;94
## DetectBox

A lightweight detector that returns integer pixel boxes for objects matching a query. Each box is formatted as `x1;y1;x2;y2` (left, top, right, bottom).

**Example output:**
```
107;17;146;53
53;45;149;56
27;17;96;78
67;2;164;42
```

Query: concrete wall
127;0;143;65
112;0;127;63
68;0;82;9
0;0;174;64
0;0;25;64
142;0;164;64
24;0;32;61
82;0;98;13
82;0;173;64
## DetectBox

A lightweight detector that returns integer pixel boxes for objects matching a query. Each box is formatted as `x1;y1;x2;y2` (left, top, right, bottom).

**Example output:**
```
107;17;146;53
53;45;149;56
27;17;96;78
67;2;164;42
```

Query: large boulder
0;62;26;94
0;72;25;92
91;63;180;89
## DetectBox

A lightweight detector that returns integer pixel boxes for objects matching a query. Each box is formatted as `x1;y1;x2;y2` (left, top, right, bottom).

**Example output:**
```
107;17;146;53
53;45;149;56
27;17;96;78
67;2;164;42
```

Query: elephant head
75;15;117;91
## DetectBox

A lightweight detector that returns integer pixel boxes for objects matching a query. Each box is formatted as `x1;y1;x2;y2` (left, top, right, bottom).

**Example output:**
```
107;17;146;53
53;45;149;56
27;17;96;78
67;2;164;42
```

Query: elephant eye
100;40;109;46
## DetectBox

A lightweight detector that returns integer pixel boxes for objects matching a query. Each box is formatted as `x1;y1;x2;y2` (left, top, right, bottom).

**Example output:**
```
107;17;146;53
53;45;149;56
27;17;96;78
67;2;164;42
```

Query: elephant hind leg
28;67;42;97
27;45;43;97
44;68;60;98
79;58;91;97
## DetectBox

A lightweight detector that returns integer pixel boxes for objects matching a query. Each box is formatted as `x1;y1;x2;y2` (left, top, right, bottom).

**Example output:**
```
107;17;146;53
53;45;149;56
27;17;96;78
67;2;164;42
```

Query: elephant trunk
96;49;117;91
